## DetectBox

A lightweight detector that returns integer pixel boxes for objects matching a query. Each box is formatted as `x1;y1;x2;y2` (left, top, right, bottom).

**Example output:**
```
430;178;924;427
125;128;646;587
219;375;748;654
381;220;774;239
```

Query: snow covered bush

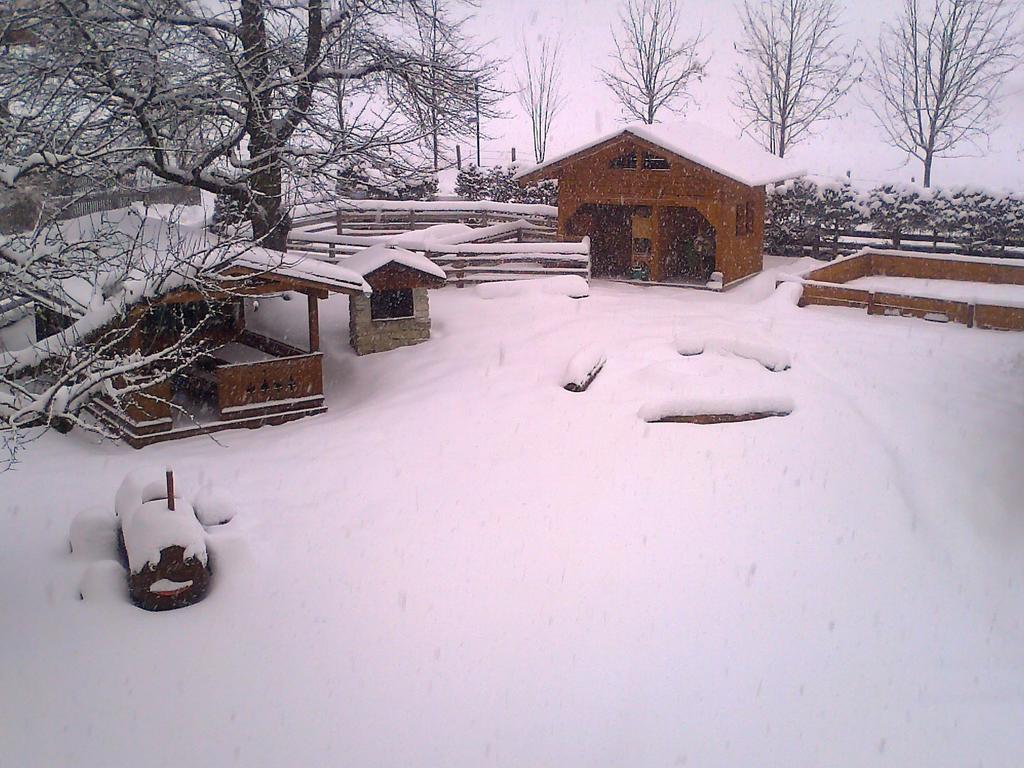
814;181;864;255
766;178;1023;257
765;178;818;256
454;164;487;200
866;184;924;249
454;165;557;205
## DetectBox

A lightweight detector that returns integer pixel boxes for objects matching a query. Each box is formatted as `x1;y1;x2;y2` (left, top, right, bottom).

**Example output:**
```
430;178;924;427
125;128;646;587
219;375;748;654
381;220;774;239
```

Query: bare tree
0;1;500;250
516;36;568;163
868;0;1023;187
600;0;708;124
734;0;862;158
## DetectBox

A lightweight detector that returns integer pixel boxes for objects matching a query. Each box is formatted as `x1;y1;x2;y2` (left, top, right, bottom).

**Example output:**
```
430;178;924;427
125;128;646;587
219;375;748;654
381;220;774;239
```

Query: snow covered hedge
455;165;557;206
766;179;1024;257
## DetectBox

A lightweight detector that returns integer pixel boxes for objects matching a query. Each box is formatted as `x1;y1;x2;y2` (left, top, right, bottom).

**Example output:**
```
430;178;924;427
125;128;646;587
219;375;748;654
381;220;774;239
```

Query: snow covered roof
230;249;371;293
340;243;448;281
515;121;805;187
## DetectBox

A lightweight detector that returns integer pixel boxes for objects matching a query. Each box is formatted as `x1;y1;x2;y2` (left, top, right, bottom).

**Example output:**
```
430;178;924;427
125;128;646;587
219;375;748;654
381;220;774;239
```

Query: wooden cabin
515;122;803;287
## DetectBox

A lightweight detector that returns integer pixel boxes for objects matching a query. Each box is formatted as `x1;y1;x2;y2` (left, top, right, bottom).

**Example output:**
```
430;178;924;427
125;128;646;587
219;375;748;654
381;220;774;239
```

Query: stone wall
349;288;432;354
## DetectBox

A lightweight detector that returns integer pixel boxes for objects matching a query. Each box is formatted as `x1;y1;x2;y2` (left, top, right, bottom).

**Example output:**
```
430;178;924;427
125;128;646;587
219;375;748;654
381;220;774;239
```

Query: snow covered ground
3;259;1024;767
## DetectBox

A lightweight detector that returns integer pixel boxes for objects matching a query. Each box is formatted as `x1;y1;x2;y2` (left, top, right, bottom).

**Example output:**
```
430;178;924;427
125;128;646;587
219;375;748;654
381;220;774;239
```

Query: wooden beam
307;291;320;353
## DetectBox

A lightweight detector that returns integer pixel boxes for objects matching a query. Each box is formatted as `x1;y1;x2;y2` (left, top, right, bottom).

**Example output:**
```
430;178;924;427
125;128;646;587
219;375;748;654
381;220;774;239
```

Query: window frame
370;288;415;321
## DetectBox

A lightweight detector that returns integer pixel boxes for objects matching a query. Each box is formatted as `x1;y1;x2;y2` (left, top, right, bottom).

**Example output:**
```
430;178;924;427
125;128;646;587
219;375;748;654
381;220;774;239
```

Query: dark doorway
567;204;633;278
659;207;716;282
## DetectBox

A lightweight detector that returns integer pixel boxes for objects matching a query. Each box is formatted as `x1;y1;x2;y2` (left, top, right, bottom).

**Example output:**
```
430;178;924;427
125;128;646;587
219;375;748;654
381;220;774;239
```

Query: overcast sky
463;0;1024;190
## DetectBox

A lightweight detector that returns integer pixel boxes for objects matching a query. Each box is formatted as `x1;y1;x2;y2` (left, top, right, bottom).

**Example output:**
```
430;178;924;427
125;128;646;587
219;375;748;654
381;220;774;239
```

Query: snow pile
120;498;207;573
477;275;589;299
674;330;792;371
69;507;118;559
78;560;127;603
193;489;236;527
388;223;475;245
115;469;207;573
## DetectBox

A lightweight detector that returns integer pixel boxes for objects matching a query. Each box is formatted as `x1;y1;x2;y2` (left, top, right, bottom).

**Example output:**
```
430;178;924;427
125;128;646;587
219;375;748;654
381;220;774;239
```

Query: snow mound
389;223;474;245
477;275;589;300
193;489;236;527
674;331;792;371
115;467;182;520
78;560;127;604
121;498;207;574
562;345;607;392
69;506;118;559
639;392;795;422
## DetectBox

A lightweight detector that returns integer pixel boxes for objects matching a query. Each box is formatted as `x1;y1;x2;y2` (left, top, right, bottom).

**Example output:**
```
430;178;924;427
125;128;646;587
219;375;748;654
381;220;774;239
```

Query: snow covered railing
292;198;558;237
287;215;592;286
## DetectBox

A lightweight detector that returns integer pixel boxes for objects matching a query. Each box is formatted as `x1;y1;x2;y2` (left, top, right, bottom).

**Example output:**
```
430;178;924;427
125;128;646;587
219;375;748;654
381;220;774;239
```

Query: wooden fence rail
775;227;1024;260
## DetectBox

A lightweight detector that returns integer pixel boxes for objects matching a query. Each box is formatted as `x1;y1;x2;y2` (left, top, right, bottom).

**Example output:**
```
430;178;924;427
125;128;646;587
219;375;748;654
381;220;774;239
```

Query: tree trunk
248;149;290;252
923;152;933;188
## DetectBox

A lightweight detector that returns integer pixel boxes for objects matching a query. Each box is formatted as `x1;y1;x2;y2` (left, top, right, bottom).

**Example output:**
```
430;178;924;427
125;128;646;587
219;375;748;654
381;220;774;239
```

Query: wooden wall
537;134;764;285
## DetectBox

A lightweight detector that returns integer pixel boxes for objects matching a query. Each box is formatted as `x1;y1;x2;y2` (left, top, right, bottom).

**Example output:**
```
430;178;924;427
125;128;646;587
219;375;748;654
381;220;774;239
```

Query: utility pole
474;80;481;166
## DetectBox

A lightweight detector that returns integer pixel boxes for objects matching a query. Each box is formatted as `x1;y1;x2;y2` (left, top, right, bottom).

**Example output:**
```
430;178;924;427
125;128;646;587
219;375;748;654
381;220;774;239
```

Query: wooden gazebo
516;122;803;287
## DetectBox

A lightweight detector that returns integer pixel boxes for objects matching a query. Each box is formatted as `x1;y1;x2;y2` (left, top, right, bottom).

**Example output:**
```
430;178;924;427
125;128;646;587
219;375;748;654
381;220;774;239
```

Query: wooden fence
289;201;589;286
777;227;1024;260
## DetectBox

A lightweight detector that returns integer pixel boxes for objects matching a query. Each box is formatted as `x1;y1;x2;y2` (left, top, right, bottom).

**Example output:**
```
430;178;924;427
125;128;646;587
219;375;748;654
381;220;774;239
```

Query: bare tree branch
516;35;567;163
866;0;1023;187
599;0;708;124
734;0;863;158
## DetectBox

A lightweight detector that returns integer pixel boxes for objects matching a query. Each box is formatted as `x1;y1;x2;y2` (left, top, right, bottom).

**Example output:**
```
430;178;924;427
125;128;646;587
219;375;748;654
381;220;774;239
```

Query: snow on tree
866;184;925;248
734;0;862;158
0;208;250;464
600;0;708;124
0;0;501;250
812;181;863;255
454;164;487;201
867;0;1023;187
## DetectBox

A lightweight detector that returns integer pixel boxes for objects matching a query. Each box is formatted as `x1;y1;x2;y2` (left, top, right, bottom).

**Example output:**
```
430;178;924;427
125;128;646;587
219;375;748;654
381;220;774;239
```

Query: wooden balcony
93;334;326;448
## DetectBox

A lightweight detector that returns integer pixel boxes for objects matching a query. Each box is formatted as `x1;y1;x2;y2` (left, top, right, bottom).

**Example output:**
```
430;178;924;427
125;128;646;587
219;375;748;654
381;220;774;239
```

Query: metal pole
474;81;481;166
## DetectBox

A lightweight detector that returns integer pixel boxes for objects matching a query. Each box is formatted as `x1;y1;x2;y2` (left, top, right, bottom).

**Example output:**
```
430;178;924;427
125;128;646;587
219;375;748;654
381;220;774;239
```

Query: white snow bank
477;275;589;300
674;331;792;371
639;392;795;422
78;560;127;604
69;506;119;559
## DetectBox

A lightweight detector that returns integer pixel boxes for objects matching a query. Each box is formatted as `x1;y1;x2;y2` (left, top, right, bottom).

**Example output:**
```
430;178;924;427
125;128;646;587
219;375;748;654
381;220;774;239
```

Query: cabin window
370;288;415;320
642;153;670;170
610;151;638;169
735;202;754;236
